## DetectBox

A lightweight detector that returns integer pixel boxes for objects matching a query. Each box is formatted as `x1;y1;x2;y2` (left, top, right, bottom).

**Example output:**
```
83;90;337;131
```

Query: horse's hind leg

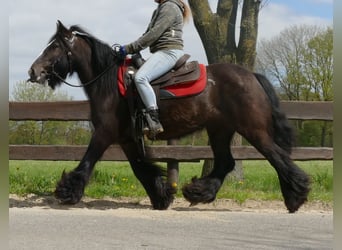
245;132;310;213
182;128;235;205
120;142;175;210
261;142;310;213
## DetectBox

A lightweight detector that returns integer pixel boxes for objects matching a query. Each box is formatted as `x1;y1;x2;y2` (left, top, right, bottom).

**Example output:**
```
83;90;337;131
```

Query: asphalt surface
9;207;333;250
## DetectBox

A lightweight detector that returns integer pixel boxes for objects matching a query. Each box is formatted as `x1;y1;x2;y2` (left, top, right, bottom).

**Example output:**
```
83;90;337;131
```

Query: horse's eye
47;41;61;50
51;43;59;49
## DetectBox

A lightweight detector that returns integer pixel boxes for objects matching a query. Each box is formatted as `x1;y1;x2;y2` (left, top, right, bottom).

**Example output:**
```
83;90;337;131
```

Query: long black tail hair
254;73;294;153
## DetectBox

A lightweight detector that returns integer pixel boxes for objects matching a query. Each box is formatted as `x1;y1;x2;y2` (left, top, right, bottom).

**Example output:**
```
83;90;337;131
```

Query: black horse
28;21;310;213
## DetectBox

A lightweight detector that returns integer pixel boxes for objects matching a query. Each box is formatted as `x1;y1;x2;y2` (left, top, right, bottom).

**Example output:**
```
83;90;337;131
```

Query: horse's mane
58;25;119;96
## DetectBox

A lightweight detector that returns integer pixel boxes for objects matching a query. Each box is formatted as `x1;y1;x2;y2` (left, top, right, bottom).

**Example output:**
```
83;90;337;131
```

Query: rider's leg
134;49;184;136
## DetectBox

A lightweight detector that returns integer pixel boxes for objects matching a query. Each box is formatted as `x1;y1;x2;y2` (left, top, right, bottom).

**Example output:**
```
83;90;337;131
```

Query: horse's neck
79;65;119;101
77;63;95;84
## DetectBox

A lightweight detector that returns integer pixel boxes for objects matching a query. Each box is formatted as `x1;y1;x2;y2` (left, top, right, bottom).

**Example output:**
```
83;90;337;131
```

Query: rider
116;0;190;137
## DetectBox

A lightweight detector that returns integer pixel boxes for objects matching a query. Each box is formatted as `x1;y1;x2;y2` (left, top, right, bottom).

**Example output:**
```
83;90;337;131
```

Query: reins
50;33;119;88
51;61;117;88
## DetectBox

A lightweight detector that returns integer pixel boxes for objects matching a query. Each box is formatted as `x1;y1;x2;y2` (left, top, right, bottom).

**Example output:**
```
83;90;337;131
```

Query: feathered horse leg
54;129;111;204
121;142;176;210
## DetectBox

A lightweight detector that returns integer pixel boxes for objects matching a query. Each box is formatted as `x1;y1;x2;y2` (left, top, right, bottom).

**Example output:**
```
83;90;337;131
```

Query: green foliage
176;130;208;146
305;27;333;101
257;25;333;101
9;160;333;203
10;81;92;145
294;120;333;147
256;25;333;147
10;80;70;101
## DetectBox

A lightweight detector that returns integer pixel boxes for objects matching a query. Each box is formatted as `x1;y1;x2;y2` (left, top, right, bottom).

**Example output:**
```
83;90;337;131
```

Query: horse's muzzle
27;67;48;84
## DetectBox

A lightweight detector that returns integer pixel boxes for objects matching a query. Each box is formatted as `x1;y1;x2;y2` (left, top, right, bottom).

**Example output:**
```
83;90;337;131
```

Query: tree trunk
188;0;261;180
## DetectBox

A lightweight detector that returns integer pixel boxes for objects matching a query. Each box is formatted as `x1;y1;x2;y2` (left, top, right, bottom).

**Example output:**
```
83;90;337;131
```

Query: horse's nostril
28;68;35;78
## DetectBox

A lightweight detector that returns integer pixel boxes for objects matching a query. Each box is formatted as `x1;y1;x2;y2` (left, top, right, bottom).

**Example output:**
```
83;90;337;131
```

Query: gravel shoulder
9;194;333;214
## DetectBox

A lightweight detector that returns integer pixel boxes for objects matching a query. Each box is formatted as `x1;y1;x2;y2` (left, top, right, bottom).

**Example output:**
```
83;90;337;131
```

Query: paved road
9;207;332;250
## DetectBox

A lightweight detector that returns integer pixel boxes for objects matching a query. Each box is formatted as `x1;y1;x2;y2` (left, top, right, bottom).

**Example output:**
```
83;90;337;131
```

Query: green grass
9;160;333;204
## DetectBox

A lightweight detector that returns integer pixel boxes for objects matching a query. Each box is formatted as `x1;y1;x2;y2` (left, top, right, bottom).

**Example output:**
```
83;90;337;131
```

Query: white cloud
9;0;157;100
258;3;332;40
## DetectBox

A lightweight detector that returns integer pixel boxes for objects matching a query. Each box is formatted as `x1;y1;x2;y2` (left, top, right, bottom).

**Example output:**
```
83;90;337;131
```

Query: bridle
51;56;117;88
50;32;118;88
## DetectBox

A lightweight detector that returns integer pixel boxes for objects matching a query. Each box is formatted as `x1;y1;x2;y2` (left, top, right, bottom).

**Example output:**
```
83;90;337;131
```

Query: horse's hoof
54;170;86;205
285;196;308;213
54;188;82;204
283;172;310;213
182;177;221;205
151;193;174;210
149;178;174;210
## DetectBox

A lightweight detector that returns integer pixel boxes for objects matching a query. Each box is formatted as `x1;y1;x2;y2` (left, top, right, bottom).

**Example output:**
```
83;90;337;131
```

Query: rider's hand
119;46;127;57
113;44;127;59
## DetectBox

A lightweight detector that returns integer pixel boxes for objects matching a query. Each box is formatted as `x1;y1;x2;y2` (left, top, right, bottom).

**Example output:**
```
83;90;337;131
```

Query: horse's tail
254;73;294;153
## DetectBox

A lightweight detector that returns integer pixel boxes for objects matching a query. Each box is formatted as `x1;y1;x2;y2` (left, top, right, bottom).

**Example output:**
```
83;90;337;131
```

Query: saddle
120;53;205;154
130;53;201;90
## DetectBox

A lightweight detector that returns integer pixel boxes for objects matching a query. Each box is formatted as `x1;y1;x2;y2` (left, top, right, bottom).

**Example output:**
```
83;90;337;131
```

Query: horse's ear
56;20;68;34
56;20;74;43
57;20;62;27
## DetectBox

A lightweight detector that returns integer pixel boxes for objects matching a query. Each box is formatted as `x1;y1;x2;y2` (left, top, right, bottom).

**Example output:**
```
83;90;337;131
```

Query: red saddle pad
117;61;207;99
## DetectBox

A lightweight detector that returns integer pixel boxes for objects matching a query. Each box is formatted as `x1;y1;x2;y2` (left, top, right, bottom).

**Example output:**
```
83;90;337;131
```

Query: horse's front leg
120;142;176;210
54;129;112;204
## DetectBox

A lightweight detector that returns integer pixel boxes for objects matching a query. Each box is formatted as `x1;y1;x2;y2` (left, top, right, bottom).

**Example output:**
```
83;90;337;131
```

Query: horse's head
28;20;89;89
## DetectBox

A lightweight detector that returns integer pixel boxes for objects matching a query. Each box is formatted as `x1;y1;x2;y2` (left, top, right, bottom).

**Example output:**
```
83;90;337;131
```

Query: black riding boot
144;108;164;138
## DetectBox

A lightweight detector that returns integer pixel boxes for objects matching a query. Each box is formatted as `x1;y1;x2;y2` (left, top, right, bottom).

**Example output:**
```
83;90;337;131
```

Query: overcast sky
9;0;332;100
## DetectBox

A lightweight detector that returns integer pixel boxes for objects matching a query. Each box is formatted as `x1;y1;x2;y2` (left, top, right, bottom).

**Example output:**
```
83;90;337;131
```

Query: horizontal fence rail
9;101;333;121
9;101;333;161
9;145;333;161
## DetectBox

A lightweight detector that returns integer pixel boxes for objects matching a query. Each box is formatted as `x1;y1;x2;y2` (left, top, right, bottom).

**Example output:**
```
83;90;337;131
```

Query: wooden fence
9;101;333;161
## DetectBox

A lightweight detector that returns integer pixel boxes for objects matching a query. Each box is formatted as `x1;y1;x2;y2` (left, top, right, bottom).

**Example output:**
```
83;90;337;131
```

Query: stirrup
144;118;164;137
144;109;164;139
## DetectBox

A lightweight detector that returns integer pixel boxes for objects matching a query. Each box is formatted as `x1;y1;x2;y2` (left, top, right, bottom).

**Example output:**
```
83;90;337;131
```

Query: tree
10;81;70;102
256;25;333;146
9;81;91;145
256;25;333;101
188;0;263;68
304;27;333;101
188;0;263;178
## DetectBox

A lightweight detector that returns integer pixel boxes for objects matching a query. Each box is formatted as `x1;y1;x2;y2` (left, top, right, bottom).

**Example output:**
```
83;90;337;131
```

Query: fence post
167;139;179;190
